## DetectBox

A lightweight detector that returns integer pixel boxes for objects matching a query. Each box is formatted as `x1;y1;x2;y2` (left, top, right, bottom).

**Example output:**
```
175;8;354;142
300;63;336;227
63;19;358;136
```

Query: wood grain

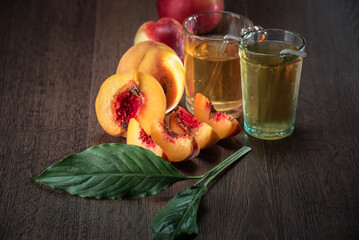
0;0;358;239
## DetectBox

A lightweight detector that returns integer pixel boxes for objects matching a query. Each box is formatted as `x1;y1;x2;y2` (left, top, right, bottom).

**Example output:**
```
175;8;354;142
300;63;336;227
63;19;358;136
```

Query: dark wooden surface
1;0;358;239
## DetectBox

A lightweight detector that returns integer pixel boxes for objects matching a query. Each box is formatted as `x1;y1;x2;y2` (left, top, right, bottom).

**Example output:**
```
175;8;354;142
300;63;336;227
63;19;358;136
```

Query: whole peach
117;41;184;113
157;0;224;24
134;17;184;62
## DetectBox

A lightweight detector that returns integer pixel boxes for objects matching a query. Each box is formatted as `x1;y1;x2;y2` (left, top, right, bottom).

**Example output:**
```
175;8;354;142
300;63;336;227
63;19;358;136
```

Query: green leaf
151;146;251;240
34;143;196;199
151;184;207;240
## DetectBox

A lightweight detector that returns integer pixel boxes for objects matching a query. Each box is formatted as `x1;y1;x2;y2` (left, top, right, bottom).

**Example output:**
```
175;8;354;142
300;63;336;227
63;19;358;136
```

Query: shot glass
239;29;306;140
183;11;255;118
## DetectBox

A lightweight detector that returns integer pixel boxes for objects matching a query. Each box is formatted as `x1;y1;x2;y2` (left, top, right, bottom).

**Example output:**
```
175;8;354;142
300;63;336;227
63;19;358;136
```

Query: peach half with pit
116;41;184;113
193;93;241;139
151;119;200;162
95;71;166;137
169;106;220;149
127;118;168;161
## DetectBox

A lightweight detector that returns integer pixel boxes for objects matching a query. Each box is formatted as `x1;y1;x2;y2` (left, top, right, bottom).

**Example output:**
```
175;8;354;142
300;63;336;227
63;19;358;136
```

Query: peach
117;41;184;113
151;119;200;162
169;106;220;149
193;93;241;139
134;17;184;62
95;71;166;137
127;118;168;161
157;0;224;24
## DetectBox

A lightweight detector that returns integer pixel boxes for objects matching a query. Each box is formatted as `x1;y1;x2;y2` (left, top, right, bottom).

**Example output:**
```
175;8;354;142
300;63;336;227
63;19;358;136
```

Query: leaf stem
195;146;251;186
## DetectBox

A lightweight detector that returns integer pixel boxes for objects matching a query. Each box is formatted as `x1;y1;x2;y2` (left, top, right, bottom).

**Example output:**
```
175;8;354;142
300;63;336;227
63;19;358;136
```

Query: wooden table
1;0;358;239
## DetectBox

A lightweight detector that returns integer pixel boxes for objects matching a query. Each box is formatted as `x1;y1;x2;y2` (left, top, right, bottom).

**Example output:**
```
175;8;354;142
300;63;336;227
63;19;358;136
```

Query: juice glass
239;29;306;140
183;11;254;118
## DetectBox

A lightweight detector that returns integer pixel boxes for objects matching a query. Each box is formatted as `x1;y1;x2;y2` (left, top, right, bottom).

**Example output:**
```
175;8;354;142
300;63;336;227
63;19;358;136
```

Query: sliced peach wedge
151;119;200;162
127;118;168;161
95;71;166;137
193;93;241;139
169;106;220;149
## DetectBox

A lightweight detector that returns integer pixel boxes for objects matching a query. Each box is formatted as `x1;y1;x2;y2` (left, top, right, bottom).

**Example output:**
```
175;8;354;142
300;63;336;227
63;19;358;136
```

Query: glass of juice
183;11;255;118
239;29;306;140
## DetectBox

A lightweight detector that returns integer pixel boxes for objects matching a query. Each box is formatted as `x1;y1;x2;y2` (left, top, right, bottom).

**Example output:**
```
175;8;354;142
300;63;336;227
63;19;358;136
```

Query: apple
134;17;184;62
157;0;224;25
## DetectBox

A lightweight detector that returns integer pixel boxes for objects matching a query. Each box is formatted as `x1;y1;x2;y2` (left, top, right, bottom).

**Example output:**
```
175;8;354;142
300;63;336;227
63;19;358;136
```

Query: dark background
1;0;358;239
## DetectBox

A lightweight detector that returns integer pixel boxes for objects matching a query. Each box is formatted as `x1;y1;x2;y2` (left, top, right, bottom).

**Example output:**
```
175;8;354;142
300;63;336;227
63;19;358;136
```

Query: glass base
244;122;294;140
186;99;194;115
186;97;242;119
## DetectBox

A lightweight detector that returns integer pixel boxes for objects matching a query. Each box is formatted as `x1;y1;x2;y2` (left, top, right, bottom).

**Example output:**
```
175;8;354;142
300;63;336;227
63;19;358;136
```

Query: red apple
157;0;224;25
134;17;184;63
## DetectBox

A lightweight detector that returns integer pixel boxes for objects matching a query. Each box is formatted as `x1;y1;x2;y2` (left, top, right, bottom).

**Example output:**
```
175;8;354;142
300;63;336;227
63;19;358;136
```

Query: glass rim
238;28;306;57
182;11;254;42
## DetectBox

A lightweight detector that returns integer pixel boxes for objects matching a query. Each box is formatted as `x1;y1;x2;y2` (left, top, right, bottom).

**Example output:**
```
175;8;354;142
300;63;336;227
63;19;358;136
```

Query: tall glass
239;29;306;140
183;11;254;118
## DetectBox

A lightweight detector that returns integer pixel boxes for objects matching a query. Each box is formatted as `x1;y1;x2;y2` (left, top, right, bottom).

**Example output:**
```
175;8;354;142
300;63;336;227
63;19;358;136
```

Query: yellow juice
184;40;242;117
240;41;303;139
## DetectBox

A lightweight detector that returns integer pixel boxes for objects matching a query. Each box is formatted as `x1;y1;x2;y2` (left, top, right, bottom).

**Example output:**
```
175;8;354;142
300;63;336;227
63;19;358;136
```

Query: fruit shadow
198;145;223;164
216;135;243;150
172;160;199;175
171;145;224;176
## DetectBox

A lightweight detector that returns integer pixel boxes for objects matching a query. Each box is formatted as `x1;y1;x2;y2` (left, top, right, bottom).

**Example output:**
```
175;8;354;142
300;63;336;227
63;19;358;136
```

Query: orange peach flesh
116;41;184;113
151;119;199;162
127;118;168;160
95;71;166;137
193;93;241;139
169;107;220;149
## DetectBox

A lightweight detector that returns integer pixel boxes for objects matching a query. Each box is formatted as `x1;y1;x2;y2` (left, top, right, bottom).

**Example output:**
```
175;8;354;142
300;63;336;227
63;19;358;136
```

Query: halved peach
169;106;220;149
151;119;200;162
193;93;241;139
95;71;166;137
127;118;168;161
116;41;184;113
